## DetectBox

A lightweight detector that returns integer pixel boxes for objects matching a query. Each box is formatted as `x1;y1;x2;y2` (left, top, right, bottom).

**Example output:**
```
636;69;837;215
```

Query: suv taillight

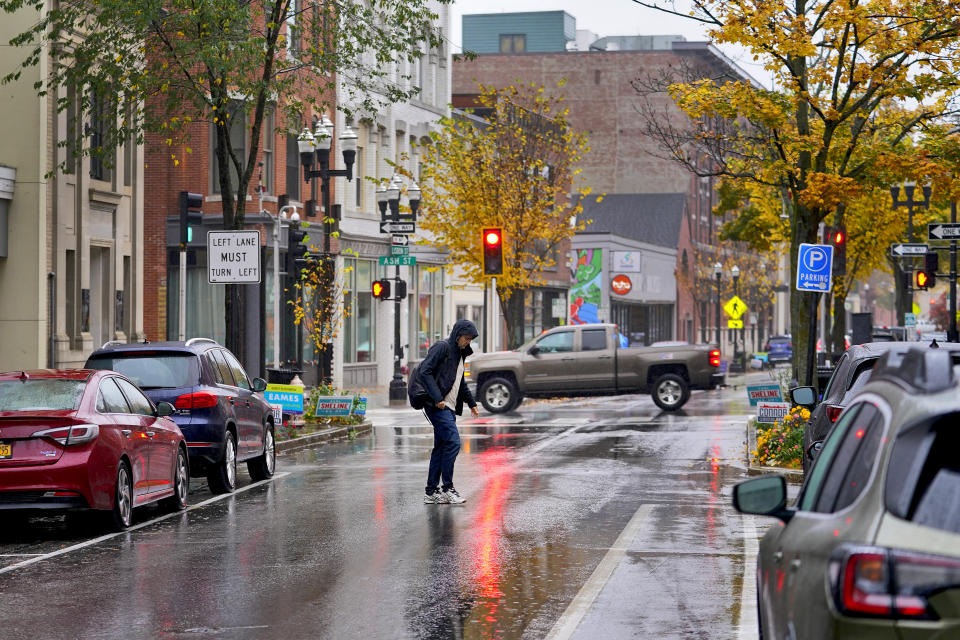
831;545;960;620
32;424;99;445
174;392;218;409
709;350;720;367
826;405;843;422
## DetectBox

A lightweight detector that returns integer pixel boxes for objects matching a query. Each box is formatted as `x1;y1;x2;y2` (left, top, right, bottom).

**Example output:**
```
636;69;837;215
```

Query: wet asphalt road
0;375;777;639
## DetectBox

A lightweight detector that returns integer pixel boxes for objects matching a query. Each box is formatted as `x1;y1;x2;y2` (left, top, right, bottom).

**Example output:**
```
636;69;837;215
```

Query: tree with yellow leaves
412;82;595;348
631;0;960;384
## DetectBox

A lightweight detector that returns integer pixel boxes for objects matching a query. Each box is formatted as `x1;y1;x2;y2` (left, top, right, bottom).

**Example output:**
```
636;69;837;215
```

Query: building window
285;133;301;201
415;267;444;359
211;103;246;194
354;146;363;208
500;34;526;53
166;250;226;344
262;110;274;194
343;258;375;363
89;92;113;182
286;0;300;57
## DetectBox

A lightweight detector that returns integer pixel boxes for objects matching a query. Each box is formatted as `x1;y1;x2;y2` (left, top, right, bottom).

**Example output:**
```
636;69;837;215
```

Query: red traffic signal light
833;229;844;244
481;227;503;276
372;279;391;299
916;270;930;290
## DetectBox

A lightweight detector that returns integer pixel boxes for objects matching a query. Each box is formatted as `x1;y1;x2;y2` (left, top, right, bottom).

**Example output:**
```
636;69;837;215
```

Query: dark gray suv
85;338;275;494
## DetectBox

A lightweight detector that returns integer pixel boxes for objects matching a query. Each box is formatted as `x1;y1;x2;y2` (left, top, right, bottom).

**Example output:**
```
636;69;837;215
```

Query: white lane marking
0;472;290;576
737;514;760;640
545;503;654;640
0;553;44;557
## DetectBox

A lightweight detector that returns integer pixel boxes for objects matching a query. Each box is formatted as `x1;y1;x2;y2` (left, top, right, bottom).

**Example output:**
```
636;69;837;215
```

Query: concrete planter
276;420;372;454
745;420;804;484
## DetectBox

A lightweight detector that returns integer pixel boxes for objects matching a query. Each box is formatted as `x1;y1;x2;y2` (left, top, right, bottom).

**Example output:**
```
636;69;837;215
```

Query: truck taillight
709;350;720;367
831;545;960;620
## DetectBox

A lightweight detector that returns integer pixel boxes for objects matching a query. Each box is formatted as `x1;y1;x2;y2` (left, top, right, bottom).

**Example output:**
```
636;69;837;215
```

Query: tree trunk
831;292;847;356
500;289;526;350
790;203;820;387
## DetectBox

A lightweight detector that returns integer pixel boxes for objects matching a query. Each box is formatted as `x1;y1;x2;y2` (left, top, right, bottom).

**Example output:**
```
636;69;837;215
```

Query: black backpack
407;363;430;409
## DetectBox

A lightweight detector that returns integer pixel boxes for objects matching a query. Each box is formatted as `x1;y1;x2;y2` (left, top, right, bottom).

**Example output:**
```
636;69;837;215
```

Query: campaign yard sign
314;396;356;417
265;384;304;414
746;384;783;406
757;401;791;424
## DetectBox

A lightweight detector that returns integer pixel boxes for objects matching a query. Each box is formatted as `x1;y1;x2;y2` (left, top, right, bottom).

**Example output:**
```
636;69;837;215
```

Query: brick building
456;11;765;352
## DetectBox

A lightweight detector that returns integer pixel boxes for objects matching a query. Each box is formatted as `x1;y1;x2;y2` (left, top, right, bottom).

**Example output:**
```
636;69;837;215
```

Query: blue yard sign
796;243;834;293
265;384;304;414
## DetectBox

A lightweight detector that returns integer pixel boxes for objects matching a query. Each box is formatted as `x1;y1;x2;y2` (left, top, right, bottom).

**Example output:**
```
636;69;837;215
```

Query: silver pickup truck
466;324;723;413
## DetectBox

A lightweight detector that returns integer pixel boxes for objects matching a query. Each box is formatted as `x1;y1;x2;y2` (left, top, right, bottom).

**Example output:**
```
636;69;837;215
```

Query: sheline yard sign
207;230;261;283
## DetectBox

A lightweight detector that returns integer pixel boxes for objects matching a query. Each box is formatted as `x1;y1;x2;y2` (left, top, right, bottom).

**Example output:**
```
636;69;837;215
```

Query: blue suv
764;335;792;365
85;338;275;494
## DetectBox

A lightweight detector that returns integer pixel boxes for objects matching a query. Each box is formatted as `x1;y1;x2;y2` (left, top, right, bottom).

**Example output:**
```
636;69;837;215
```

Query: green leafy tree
1;0;451;356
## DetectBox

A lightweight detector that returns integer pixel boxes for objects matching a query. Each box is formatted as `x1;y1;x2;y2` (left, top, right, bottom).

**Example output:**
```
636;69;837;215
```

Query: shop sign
611;274;633;295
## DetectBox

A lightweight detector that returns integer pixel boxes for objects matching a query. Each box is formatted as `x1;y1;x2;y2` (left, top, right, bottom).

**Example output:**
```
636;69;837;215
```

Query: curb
276;420;372;454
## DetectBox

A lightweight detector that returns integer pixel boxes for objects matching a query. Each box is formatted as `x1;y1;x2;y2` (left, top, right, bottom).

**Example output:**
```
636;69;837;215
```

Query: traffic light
178;192;203;248
287;223;309;275
394;278;407;299
828;225;846;276
372;279;391;300
482;227;503;276
916;251;939;290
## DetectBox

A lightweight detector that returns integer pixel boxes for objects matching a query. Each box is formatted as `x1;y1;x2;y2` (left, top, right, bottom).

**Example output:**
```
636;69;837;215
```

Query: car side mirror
806;440;823;459
732;475;794;523
528;346;540;356
790;386;817;408
155;401;176;417
252;377;268;393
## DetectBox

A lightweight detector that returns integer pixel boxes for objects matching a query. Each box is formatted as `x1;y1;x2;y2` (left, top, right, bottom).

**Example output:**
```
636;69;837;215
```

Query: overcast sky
449;0;772;88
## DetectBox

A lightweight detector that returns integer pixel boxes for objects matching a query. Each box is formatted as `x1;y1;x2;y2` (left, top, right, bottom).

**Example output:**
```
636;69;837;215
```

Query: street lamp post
273;205;297;368
714;262;722;351
732;265;741;372
378;176;420;405
890;181;932;322
297;117;357;384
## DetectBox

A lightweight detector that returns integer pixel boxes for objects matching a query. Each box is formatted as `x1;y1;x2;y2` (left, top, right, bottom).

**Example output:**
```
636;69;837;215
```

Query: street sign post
723;295;748;320
207;230;261;283
929;223;960;240
890;243;929;256
379;255;416;266
380;221;415;234
796;243;833;292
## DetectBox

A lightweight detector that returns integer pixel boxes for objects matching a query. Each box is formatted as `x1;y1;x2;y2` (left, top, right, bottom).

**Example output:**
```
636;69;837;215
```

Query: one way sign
929;223;960;240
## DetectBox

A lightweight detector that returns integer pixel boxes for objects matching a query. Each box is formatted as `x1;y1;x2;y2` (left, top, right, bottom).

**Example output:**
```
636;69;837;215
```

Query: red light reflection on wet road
469;448;514;631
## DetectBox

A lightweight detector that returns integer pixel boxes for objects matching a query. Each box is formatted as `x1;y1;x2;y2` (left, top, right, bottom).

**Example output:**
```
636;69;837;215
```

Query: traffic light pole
389;259;405;405
951;200;958;342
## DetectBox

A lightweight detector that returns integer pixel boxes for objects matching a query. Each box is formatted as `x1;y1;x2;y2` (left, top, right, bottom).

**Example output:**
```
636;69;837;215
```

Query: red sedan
0;369;188;529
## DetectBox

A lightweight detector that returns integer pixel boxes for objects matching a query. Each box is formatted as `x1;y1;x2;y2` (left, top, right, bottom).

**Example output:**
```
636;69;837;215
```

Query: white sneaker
424;492;447;504
442;488;466;504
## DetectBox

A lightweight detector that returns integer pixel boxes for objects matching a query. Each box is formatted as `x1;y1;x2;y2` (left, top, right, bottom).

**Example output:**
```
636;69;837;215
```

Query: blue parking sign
796;243;833;293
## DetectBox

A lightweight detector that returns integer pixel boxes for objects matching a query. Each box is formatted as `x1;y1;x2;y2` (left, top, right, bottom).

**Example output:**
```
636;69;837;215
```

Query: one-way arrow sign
380;221;415;234
890;243;929;256
929;223;960;240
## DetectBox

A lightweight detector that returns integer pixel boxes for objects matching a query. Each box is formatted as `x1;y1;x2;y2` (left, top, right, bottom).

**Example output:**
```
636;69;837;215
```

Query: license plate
0;443;10;459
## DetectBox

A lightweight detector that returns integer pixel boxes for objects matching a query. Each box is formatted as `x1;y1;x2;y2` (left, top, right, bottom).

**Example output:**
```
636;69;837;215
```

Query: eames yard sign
208;231;261;283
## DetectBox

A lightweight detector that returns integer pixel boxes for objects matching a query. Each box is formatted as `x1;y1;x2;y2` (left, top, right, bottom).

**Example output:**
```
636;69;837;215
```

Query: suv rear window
885;412;960;534
86;353;198;389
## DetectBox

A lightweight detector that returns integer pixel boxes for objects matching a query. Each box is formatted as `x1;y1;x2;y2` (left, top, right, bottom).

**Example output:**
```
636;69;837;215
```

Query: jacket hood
448;319;479;343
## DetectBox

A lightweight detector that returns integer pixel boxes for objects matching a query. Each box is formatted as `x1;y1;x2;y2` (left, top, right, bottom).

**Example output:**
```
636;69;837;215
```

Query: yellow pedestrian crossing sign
724;296;748;320
728;319;743;329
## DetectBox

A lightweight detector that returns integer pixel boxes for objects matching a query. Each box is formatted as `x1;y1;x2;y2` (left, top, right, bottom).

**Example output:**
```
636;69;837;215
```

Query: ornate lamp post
714;262;722;350
296;118;357;384
377;175;421;405
732;265;741;371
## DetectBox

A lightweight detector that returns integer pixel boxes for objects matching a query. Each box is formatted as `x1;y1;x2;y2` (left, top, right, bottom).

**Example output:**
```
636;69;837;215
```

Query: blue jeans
424;406;461;493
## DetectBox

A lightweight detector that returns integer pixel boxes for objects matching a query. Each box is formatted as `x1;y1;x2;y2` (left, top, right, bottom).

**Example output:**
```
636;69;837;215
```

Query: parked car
466;324;722;413
764;335;792;365
85;338;275;494
0;369;187;529
792;341;960;473
734;347;960;639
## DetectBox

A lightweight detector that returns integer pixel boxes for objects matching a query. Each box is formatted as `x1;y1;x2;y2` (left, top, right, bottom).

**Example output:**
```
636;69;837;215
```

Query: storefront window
166;250;226;344
414;267;444;359
343;258;376;363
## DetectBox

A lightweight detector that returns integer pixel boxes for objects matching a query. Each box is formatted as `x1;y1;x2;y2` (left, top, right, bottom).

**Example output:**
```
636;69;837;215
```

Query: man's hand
470;405;480;418
436;401;445;409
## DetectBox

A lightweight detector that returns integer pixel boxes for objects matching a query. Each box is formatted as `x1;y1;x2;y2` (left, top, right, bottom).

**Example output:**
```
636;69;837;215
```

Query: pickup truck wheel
652;374;690;411
479;377;518;413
